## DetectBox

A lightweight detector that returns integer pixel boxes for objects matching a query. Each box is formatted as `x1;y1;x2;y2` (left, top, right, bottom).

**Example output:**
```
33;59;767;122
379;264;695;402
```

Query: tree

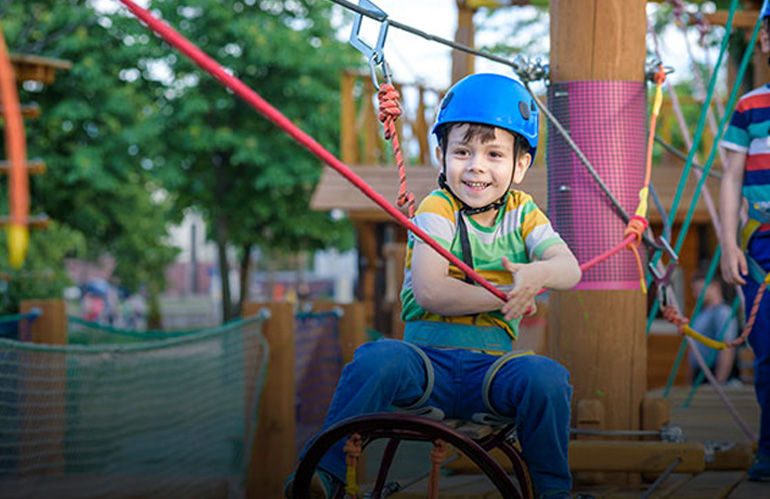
124;0;359;321
1;0;179;314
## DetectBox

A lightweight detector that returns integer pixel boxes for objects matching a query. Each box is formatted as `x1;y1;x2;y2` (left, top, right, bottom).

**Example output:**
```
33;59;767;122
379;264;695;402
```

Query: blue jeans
746;233;770;457
302;338;573;495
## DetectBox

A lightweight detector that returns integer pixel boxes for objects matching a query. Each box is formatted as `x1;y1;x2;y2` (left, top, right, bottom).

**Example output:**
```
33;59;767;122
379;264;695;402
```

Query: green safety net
0;314;270;499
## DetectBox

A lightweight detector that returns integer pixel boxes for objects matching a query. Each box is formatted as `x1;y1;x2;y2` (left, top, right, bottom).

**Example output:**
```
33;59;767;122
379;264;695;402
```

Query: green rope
2;314;268;353
662;246;722;398
682;293;742;408
0;311;38;326
67;315;200;338
648;0;757;335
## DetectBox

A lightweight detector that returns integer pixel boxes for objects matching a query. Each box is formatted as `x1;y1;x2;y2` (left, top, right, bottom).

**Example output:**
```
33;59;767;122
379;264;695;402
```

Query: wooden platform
365;385;767;498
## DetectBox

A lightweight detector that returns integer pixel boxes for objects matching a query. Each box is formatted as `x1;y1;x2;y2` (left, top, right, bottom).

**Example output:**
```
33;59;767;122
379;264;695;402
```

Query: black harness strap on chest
456;212;475;285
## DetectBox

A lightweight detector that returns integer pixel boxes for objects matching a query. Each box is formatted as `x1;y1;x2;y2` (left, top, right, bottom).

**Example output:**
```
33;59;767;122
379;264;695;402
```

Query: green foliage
132;0;359;255
1;0;180;299
0;222;84;314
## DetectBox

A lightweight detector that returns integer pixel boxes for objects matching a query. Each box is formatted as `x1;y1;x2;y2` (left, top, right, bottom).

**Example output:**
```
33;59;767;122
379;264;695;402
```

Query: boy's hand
500;256;542;320
721;244;748;286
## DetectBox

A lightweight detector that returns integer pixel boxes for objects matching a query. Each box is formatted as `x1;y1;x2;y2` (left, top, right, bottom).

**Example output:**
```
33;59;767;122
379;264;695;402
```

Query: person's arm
410;239;505;316
720;149;748;285
500;243;581;321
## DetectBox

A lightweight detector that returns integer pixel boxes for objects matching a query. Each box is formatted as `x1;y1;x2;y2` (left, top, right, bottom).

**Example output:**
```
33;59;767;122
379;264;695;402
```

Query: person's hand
720;244;748;286
500;256;542;321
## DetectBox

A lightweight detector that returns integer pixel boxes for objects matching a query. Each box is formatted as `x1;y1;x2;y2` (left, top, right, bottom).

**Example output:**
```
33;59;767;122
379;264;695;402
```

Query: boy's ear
434;145;443;165
762;25;770;54
512;152;532;185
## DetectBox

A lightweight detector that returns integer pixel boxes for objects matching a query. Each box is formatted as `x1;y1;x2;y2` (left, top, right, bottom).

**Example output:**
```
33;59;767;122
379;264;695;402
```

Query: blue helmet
763;0;770;19
432;73;539;160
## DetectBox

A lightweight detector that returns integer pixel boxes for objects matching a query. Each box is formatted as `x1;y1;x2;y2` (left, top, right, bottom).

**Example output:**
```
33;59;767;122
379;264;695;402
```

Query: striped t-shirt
721;84;770;232
400;188;564;340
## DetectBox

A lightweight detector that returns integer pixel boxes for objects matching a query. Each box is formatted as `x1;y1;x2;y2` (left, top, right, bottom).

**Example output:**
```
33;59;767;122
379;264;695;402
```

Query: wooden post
19;299;67;476
575;399;606;485
341;71;359;165
452;1;476;84
245;301;296;499
548;0;648;481
313;301;367;364
20;299;66;345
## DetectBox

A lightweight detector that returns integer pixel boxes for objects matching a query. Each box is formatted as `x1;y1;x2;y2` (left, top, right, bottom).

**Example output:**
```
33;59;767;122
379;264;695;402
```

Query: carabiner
349;0;390;90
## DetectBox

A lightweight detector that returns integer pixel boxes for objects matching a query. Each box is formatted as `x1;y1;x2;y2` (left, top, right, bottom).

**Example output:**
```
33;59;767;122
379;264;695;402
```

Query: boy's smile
438;124;531;223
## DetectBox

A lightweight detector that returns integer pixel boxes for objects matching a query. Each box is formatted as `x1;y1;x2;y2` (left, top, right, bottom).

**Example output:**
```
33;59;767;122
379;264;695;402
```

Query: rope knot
623;215;649;248
378;83;402;140
654;64;666;85
662;305;688;333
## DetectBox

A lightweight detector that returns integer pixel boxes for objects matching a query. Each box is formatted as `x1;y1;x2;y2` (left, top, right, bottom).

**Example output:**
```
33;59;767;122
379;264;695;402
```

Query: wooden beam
568;441;705;473
9;54;72;85
0;159;46;175
703;10;759;30
0;103;41;119
0;214;50;229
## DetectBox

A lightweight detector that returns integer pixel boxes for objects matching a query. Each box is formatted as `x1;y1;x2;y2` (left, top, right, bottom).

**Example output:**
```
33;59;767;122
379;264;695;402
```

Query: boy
286;73;581;498
687;269;738;385
719;0;770;481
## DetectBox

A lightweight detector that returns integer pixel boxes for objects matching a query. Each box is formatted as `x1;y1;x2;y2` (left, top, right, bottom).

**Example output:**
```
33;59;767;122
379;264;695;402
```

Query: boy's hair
435;122;525;161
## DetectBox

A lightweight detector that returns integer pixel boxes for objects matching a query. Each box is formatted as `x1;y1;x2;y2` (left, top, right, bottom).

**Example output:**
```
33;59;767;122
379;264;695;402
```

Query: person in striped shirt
285;74;581;499
719;0;770;482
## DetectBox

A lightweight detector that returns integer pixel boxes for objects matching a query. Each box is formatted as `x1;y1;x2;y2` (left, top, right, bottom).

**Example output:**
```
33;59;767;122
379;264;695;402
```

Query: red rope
731;282;767;347
115;0;508;303
428;439;446;499
378;83;415;218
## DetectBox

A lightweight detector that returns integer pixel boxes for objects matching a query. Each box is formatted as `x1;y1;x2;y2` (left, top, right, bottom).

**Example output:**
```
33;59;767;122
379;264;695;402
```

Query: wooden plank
728;478;770;499
0;159;46;175
569;441;705;473
244;301;296;499
669;471;744;498
604;474;693;499
0;214;50;229
703;11;759;30
9;53;72;85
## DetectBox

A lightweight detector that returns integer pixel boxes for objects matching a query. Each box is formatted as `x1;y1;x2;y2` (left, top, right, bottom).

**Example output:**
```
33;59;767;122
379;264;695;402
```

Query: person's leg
485;355;573;496
309;339;429;482
745;234;770;479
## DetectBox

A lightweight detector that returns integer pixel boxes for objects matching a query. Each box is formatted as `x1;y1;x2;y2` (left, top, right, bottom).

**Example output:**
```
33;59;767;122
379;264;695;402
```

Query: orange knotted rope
731;277;768;347
343;433;363;498
378;83;415;218
428;439;447;499
623;215;649;294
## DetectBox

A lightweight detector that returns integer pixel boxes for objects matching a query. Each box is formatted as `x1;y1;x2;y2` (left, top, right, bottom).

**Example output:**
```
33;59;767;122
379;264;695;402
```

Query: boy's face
436;124;531;210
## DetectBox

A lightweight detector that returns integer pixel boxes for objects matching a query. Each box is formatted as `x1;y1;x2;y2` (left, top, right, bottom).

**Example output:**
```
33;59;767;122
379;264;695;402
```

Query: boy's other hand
501;256;542;320
720;244;748;286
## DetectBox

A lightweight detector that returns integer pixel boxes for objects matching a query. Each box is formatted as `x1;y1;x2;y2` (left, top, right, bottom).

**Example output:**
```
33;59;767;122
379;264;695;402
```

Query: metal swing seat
290;409;534;499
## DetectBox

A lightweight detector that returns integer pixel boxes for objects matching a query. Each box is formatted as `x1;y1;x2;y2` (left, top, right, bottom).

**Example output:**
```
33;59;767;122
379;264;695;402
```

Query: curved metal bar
293;412;529;499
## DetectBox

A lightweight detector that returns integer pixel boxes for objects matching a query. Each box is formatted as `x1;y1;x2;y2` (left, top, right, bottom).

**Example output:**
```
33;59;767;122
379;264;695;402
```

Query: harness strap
396;341;436;411
480;349;534;417
456;213;475;285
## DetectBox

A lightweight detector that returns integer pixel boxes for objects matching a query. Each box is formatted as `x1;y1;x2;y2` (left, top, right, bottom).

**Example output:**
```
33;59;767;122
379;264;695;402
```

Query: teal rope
662;246;722;398
0;311;38;325
682;293;742;408
67;315;199;338
648;0;757;335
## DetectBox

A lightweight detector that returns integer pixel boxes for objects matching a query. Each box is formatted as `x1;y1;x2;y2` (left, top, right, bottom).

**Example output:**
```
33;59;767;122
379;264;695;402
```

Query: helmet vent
441;92;454;109
518;100;530;120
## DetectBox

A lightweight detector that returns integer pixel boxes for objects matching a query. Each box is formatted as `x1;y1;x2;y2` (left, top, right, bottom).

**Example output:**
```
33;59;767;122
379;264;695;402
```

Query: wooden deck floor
373;385;768;498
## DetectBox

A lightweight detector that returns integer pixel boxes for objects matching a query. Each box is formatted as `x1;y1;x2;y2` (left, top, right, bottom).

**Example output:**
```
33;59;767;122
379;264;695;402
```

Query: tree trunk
215;217;232;324
237;243;253;317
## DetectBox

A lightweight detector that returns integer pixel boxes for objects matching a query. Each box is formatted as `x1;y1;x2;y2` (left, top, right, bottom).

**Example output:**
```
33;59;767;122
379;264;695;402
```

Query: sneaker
283;469;343;499
748;454;770;481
